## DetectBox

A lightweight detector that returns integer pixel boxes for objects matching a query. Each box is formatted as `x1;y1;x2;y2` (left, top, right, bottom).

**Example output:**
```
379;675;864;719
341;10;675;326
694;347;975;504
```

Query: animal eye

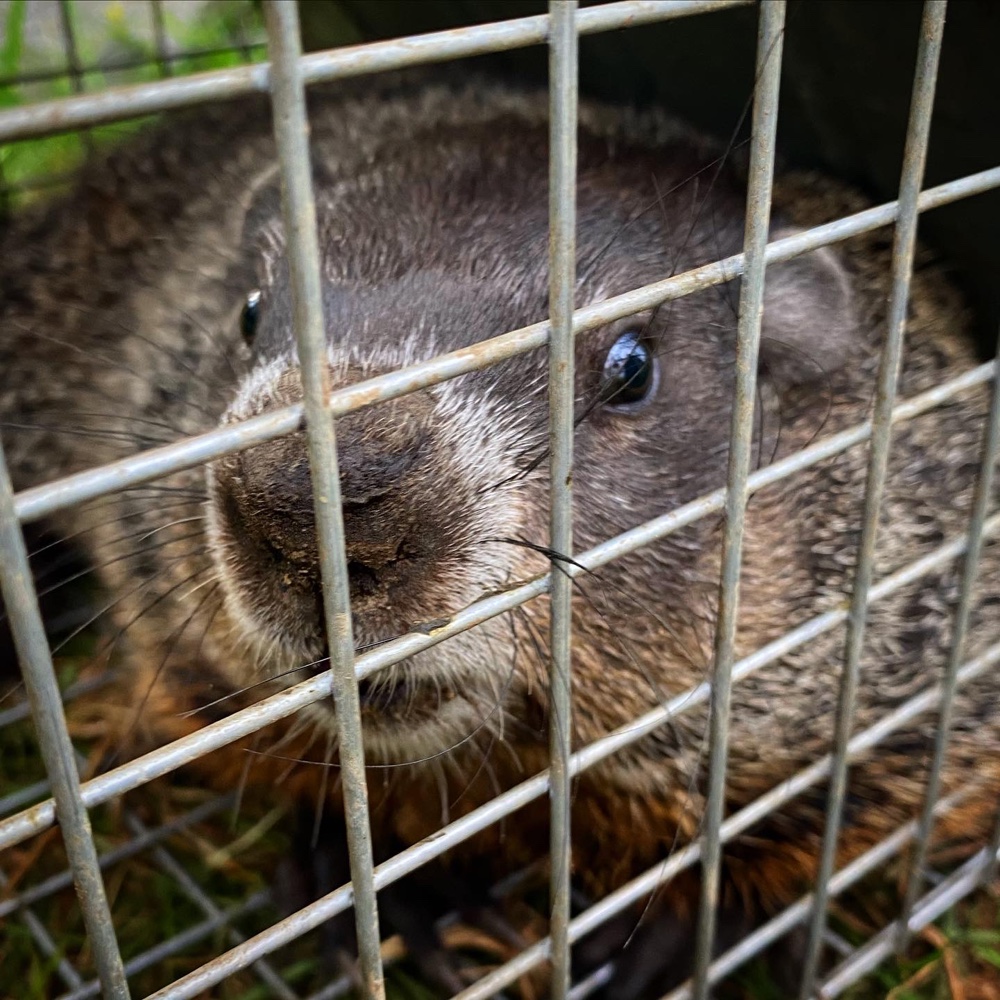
600;330;657;407
240;290;262;346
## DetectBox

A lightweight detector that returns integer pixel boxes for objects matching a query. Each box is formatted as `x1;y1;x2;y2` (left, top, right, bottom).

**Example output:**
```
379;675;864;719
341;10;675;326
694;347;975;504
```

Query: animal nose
216;390;433;607
334;404;428;597
337;407;424;506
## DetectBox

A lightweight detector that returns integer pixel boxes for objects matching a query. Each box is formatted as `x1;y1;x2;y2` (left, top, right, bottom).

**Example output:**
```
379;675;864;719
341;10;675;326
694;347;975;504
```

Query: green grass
5;681;998;1000
0;0;267;211
0;690;305;997
2;2;999;996
838;895;1000;1000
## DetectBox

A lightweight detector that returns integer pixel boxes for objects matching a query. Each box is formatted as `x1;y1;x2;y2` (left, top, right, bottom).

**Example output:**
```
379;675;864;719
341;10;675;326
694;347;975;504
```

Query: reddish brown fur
3;75;998;993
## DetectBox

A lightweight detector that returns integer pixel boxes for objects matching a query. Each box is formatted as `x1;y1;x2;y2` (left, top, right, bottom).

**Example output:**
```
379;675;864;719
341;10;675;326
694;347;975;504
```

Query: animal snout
211;390;442;640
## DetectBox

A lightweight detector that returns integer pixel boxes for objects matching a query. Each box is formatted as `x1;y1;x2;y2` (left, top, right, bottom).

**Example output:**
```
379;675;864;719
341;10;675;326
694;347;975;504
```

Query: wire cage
0;1;999;999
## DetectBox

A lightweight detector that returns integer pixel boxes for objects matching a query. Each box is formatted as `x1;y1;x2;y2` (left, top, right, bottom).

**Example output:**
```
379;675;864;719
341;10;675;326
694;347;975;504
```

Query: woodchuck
1;73;998;997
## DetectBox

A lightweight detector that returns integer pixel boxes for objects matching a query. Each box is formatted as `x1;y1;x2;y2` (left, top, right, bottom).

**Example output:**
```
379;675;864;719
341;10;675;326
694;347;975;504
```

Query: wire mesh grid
0;1;998;998
0;0;267;212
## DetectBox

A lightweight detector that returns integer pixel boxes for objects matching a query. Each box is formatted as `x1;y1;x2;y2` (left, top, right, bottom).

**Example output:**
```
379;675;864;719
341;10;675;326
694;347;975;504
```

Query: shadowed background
300;0;1000;353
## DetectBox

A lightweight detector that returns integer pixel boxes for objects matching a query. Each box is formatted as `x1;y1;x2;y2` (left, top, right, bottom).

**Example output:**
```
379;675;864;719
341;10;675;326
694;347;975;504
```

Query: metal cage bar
989;793;1000;886
547;3;579;996
0;794;231;919
0;867;85;992
691;4;784;994
55;0;93;155
59;892;274;1000
119;807;301;1000
549;0;579;1000
0;1;750;144
11;163;1000;530
0;459;129;995
798;4;948;994
1;2;999;997
0;671;111;733
136;519;1000;998
442;637;1000;1000
665;787;969;1000
262;3;385;997
58;761;302;999
1;744;290;997
819;842;1000;997
0;44;256;91
149;1;175;79
0;41;272;92
896;318;1000;944
0;360;994;858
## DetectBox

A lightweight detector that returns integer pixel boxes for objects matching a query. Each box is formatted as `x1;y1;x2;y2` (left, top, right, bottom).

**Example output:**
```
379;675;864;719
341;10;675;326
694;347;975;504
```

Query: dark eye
600;330;657;407
240;290;262;346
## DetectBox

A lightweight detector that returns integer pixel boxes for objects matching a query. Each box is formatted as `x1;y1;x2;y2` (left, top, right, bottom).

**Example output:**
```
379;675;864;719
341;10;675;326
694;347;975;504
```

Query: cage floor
2;652;1000;1000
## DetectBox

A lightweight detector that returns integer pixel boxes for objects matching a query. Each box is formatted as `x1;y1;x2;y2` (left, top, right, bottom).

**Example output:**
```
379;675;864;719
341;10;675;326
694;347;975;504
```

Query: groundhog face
206;121;858;762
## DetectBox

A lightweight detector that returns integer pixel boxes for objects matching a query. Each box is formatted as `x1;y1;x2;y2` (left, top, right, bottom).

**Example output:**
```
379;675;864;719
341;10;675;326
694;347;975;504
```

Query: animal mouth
357;675;407;712
309;650;452;719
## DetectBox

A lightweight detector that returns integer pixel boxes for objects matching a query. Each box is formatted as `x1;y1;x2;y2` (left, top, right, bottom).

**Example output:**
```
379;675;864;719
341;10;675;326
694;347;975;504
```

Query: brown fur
2;73;998;993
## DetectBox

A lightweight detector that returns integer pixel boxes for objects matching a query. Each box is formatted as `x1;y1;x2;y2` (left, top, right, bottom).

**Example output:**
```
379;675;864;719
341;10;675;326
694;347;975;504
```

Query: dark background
300;0;1000;355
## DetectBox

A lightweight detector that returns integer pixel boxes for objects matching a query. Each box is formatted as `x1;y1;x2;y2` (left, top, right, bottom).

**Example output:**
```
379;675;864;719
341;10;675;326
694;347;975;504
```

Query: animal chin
294;656;483;763
233;608;476;744
205;389;528;753
209;511;515;758
356;674;460;721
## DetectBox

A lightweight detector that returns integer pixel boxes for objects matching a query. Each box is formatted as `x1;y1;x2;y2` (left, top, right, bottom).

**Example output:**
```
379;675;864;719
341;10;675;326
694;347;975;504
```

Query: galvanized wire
0;670;111;732
547;3;579;997
262;2;385;997
986;773;1000;886
819;843;998;997
0;456;129;996
0;867;85;991
55;0;94;155
1;2;999;996
0;2;749;143
0;360;993;858
59;892;274;1000
691;4;785;994
149;1;175;79
666;789;969;1000
0;42;270;91
896;320;1000;947
120;807;300;1000
450;633;1000;1000
137;511;1000;997
44;785;296;999
798;4;948;994
0;794;232;919
13;163;1000;530
1;739;288;999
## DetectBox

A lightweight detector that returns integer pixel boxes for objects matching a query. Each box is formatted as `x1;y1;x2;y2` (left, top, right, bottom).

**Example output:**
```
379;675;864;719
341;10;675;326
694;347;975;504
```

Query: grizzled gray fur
1;74;998;996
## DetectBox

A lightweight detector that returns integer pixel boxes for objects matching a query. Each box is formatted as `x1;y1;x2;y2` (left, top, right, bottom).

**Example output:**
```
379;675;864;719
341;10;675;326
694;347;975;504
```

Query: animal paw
573;900;754;1000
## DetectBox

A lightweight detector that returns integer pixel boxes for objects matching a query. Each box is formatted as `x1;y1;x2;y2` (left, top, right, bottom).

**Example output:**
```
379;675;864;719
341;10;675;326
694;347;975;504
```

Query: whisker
0;420;172;449
182;655;330;717
117;578;224;749
47;546;205;657
3;528;207;618
25;498;204;562
99;562;215;669
133;515;206;544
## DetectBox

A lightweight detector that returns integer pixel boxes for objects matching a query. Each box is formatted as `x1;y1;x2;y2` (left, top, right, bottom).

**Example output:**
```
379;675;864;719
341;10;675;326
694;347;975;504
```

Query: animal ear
759;228;860;385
